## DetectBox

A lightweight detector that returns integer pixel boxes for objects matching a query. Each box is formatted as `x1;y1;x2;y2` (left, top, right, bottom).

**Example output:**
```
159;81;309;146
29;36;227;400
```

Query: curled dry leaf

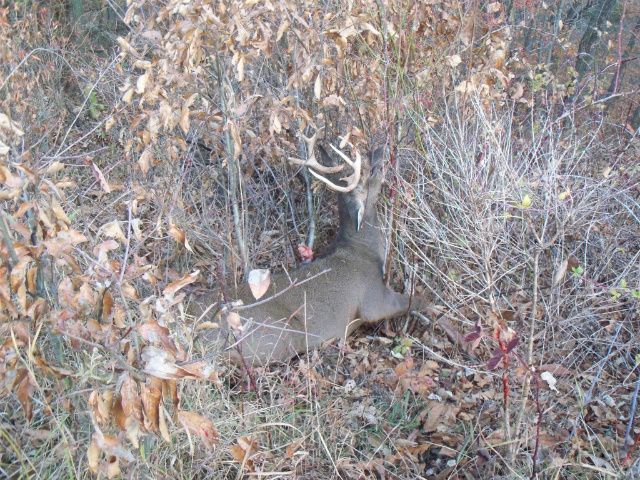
141;377;162;432
13;368;34;421
138;147;153;174
141;345;179;379
552;258;569;287
168;224;193;252
87;439;101;474
89;390;114;425
177;410;219;449
120;374;143;423
138;319;177;354
101;220;127;243
91;162;112;193
163;270;199;300
247;268;270;300
230;436;258;471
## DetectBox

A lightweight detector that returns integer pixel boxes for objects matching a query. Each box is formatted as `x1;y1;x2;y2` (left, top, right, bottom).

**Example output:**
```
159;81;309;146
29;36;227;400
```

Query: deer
188;131;430;367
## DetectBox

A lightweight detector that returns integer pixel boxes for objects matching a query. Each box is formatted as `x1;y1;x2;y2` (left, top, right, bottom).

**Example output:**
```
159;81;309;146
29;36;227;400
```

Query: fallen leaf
247;268;270;300
178;411;219;448
92;162;112;193
163;270;199;300
101;220;127;243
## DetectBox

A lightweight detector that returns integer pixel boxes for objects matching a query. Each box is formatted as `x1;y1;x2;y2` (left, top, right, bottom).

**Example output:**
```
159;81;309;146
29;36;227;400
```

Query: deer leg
360;286;415;324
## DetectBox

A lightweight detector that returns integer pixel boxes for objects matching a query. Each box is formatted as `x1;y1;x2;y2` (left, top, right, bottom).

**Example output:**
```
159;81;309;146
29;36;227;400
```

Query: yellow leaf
558;189;570;201
520;194;532;209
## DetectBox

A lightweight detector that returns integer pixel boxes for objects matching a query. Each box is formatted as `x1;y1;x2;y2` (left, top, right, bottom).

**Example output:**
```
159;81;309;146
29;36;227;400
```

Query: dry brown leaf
14;368;34;421
91;162;112;193
177;411;219;449
446;54;462;68
138;319;176;354
276;20;289;41
179;105;190;133
138;147;153;174
141;378;162;432
230;436;258;471
163;270;199;299
168;224;193;252
45;161;65;174
141;346;179;379
120;281;139;300
159;404;171;443
552;258;569;287
50;197;71;225
422;401;449;433
120;374;143;423
136;72;149;94
89;390;114;425
314;73;322;99
44;229;87;257
177;360;219;382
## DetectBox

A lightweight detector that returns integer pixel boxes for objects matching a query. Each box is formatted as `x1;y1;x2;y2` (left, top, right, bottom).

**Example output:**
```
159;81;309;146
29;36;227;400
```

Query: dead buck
189;133;428;366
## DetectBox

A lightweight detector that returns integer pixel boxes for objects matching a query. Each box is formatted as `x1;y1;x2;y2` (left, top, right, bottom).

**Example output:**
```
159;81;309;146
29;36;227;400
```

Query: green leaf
571;265;584;277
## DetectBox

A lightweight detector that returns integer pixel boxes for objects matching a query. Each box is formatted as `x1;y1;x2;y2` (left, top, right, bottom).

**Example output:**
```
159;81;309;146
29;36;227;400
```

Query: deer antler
309;144;361;193
288;131;361;193
288;130;344;174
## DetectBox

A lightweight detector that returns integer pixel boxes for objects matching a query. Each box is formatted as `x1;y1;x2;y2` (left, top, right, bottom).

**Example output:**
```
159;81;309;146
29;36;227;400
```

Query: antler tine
309;144;361;193
288;131;344;174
